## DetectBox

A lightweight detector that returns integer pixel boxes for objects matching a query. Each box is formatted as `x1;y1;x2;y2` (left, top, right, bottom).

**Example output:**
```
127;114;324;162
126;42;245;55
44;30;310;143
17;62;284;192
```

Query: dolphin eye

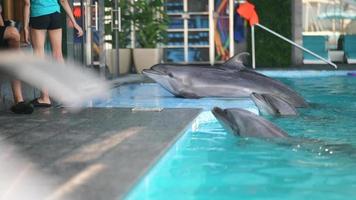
168;73;174;78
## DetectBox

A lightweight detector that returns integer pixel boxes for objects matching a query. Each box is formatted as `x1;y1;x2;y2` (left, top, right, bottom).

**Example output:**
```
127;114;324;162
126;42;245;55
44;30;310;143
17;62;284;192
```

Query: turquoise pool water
123;74;356;200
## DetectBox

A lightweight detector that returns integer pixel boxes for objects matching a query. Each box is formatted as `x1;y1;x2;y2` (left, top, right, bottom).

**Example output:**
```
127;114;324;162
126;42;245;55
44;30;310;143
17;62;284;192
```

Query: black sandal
11;102;34;114
30;98;52;108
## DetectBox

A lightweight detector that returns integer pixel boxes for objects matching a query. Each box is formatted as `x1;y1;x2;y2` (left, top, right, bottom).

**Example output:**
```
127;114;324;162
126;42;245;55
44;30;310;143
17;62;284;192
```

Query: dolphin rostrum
250;92;298;116
143;53;308;108
212;107;289;138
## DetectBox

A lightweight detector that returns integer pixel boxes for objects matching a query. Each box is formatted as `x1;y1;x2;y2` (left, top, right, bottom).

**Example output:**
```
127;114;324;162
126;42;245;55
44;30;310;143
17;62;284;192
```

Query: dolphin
212;107;356;156
212;107;289;138
142;53;308;108
250;92;298;116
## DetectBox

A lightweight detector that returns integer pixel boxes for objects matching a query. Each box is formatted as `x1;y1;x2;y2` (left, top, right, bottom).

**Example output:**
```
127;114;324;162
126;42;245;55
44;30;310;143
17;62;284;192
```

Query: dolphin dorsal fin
221;52;250;71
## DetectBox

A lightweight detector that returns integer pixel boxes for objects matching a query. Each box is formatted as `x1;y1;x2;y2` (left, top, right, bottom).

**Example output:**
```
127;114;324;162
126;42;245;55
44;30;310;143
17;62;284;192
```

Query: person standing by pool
23;0;83;107
0;2;34;114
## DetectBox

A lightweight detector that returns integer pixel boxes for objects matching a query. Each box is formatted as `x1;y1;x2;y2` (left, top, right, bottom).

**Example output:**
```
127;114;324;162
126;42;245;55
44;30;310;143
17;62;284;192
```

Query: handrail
251;26;256;69
254;23;338;69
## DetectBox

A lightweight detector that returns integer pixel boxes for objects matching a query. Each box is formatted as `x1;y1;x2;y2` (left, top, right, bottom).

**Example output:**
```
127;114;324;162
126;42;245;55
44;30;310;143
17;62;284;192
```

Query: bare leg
4;27;23;103
4;27;20;48
31;28;51;104
48;29;65;104
48;28;64;62
11;80;23;103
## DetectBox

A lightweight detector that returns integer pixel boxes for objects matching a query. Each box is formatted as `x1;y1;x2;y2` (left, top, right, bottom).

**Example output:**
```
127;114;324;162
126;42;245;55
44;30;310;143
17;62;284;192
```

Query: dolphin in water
250;93;298;116
212;107;356;156
142;53;308;108
212;107;289;138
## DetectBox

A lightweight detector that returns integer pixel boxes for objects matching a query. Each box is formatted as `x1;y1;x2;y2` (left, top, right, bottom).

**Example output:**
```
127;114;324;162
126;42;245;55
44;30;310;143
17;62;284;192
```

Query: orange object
73;6;81;18
237;1;259;26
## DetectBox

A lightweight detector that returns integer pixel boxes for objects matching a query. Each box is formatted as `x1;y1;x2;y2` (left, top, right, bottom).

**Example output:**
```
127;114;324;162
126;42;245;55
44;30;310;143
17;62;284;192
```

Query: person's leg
31;28;51;104
3;26;20;49
33;12;64;106
4;27;23;103
48;12;64;62
3;27;34;114
48;28;64;62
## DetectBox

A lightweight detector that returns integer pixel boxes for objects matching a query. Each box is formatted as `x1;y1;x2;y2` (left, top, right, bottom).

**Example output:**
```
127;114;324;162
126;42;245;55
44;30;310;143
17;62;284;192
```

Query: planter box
105;49;132;75
133;48;161;73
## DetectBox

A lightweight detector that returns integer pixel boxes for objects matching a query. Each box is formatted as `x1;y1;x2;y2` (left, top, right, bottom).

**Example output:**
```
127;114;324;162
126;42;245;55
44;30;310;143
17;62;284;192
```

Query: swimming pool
102;71;356;199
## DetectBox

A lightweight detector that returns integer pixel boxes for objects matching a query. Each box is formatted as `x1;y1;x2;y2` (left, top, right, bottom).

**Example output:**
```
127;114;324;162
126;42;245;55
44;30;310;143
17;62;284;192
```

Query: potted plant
130;0;168;73
105;0;132;75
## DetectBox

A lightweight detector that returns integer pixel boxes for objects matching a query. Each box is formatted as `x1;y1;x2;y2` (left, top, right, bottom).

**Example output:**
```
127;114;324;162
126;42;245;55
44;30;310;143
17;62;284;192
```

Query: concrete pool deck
0;107;201;199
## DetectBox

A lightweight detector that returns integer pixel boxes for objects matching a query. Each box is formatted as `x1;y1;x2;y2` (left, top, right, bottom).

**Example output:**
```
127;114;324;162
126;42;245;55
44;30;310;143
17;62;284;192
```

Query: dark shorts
0;26;7;48
30;12;62;30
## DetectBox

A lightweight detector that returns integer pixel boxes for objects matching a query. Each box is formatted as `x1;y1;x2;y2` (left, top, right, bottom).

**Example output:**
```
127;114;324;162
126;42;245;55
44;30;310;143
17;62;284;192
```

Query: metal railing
250;23;338;69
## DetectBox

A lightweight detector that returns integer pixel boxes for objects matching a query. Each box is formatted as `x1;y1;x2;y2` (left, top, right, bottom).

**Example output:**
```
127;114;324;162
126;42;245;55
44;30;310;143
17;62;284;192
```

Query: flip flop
30;98;52;108
11;102;34;114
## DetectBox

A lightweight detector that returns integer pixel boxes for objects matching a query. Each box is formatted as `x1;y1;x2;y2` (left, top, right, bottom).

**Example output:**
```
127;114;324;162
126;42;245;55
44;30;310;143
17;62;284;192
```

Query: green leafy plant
118;0;133;48
131;0;168;48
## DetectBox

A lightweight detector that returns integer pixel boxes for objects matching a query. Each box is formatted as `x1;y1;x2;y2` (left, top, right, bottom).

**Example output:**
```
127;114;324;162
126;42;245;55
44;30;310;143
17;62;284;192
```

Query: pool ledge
0;107;201;200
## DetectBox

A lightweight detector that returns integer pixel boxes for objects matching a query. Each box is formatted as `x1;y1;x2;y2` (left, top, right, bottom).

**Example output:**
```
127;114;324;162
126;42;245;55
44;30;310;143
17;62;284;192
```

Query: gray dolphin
250;93;298;116
212;107;289;138
212;107;356;156
143;53;308;108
